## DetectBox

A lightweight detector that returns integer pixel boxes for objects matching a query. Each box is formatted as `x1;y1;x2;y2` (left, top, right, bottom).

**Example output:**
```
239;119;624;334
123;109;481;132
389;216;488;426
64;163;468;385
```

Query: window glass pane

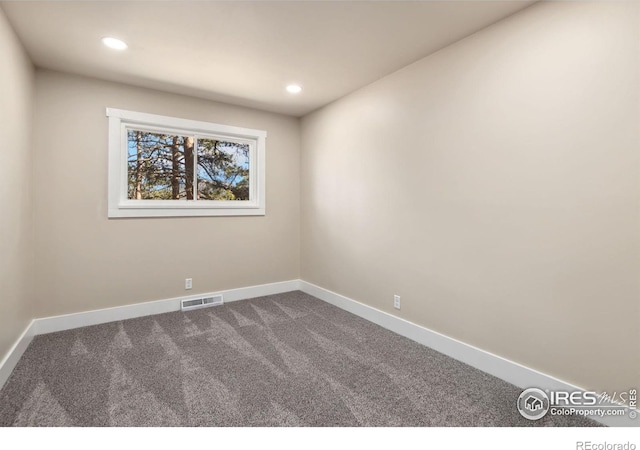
127;130;194;200
196;138;250;201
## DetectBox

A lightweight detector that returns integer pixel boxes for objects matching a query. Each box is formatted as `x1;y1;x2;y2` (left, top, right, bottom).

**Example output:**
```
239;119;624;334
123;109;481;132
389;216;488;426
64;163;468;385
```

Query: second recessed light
286;84;302;94
102;37;128;50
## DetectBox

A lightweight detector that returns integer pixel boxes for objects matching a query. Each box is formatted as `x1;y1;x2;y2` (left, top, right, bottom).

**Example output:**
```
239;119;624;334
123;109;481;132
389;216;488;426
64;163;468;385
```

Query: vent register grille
181;295;224;311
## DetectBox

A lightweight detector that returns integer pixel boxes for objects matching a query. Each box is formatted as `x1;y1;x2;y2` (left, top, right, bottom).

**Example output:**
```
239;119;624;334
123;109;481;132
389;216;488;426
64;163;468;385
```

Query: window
107;108;266;218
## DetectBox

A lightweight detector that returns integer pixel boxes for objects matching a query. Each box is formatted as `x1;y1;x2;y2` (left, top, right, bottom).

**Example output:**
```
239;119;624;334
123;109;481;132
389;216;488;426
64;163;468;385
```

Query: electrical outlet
185;278;192;290
393;294;401;310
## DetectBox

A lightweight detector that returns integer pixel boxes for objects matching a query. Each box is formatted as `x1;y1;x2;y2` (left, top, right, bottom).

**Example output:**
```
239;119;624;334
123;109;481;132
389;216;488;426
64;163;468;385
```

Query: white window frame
107;108;266;218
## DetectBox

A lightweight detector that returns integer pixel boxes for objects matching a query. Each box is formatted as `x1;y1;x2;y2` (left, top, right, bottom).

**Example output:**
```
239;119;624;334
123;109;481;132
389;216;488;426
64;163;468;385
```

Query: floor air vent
181;294;224;311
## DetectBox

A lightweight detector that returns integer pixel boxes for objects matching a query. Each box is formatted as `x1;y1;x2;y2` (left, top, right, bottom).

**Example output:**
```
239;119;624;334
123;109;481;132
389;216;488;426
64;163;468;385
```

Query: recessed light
286;84;302;94
102;37;128;50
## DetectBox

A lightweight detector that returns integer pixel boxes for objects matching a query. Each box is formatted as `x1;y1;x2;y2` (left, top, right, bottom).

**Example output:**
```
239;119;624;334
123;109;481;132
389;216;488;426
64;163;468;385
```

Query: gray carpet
0;291;599;427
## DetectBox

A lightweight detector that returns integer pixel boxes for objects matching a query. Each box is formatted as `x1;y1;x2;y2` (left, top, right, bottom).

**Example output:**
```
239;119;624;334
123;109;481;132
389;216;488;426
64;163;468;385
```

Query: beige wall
0;8;34;361
301;1;639;394
32;70;300;318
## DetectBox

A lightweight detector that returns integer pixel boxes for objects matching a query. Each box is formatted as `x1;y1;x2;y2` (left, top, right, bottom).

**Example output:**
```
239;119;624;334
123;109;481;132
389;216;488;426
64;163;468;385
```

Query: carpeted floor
0;291;599;427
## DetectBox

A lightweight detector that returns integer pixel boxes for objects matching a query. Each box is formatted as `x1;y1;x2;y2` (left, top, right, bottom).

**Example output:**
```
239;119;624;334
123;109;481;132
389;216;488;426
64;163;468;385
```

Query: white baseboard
1;278;635;427
221;279;302;303
298;280;637;428
0;320;36;390
33;279;301;335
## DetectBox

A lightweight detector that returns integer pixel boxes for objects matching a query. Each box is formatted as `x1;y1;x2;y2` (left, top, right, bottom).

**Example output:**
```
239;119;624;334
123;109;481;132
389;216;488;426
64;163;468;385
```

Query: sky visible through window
127;129;250;201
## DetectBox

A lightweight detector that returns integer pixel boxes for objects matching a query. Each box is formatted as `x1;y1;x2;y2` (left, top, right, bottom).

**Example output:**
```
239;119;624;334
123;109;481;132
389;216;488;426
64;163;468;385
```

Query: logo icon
517;388;550;420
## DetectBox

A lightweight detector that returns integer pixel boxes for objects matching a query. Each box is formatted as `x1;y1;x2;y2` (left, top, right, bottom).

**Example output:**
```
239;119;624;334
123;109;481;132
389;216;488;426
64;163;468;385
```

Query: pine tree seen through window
108;108;266;218
127;131;250;201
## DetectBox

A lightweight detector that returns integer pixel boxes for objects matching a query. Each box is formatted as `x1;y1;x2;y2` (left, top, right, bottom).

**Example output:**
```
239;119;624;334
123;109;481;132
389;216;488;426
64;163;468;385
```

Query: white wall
301;1;639;394
0;7;34;362
32;70;300;318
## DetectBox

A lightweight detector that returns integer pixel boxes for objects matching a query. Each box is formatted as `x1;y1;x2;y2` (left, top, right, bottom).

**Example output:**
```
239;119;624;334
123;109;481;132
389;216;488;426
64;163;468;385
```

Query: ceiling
1;1;534;117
